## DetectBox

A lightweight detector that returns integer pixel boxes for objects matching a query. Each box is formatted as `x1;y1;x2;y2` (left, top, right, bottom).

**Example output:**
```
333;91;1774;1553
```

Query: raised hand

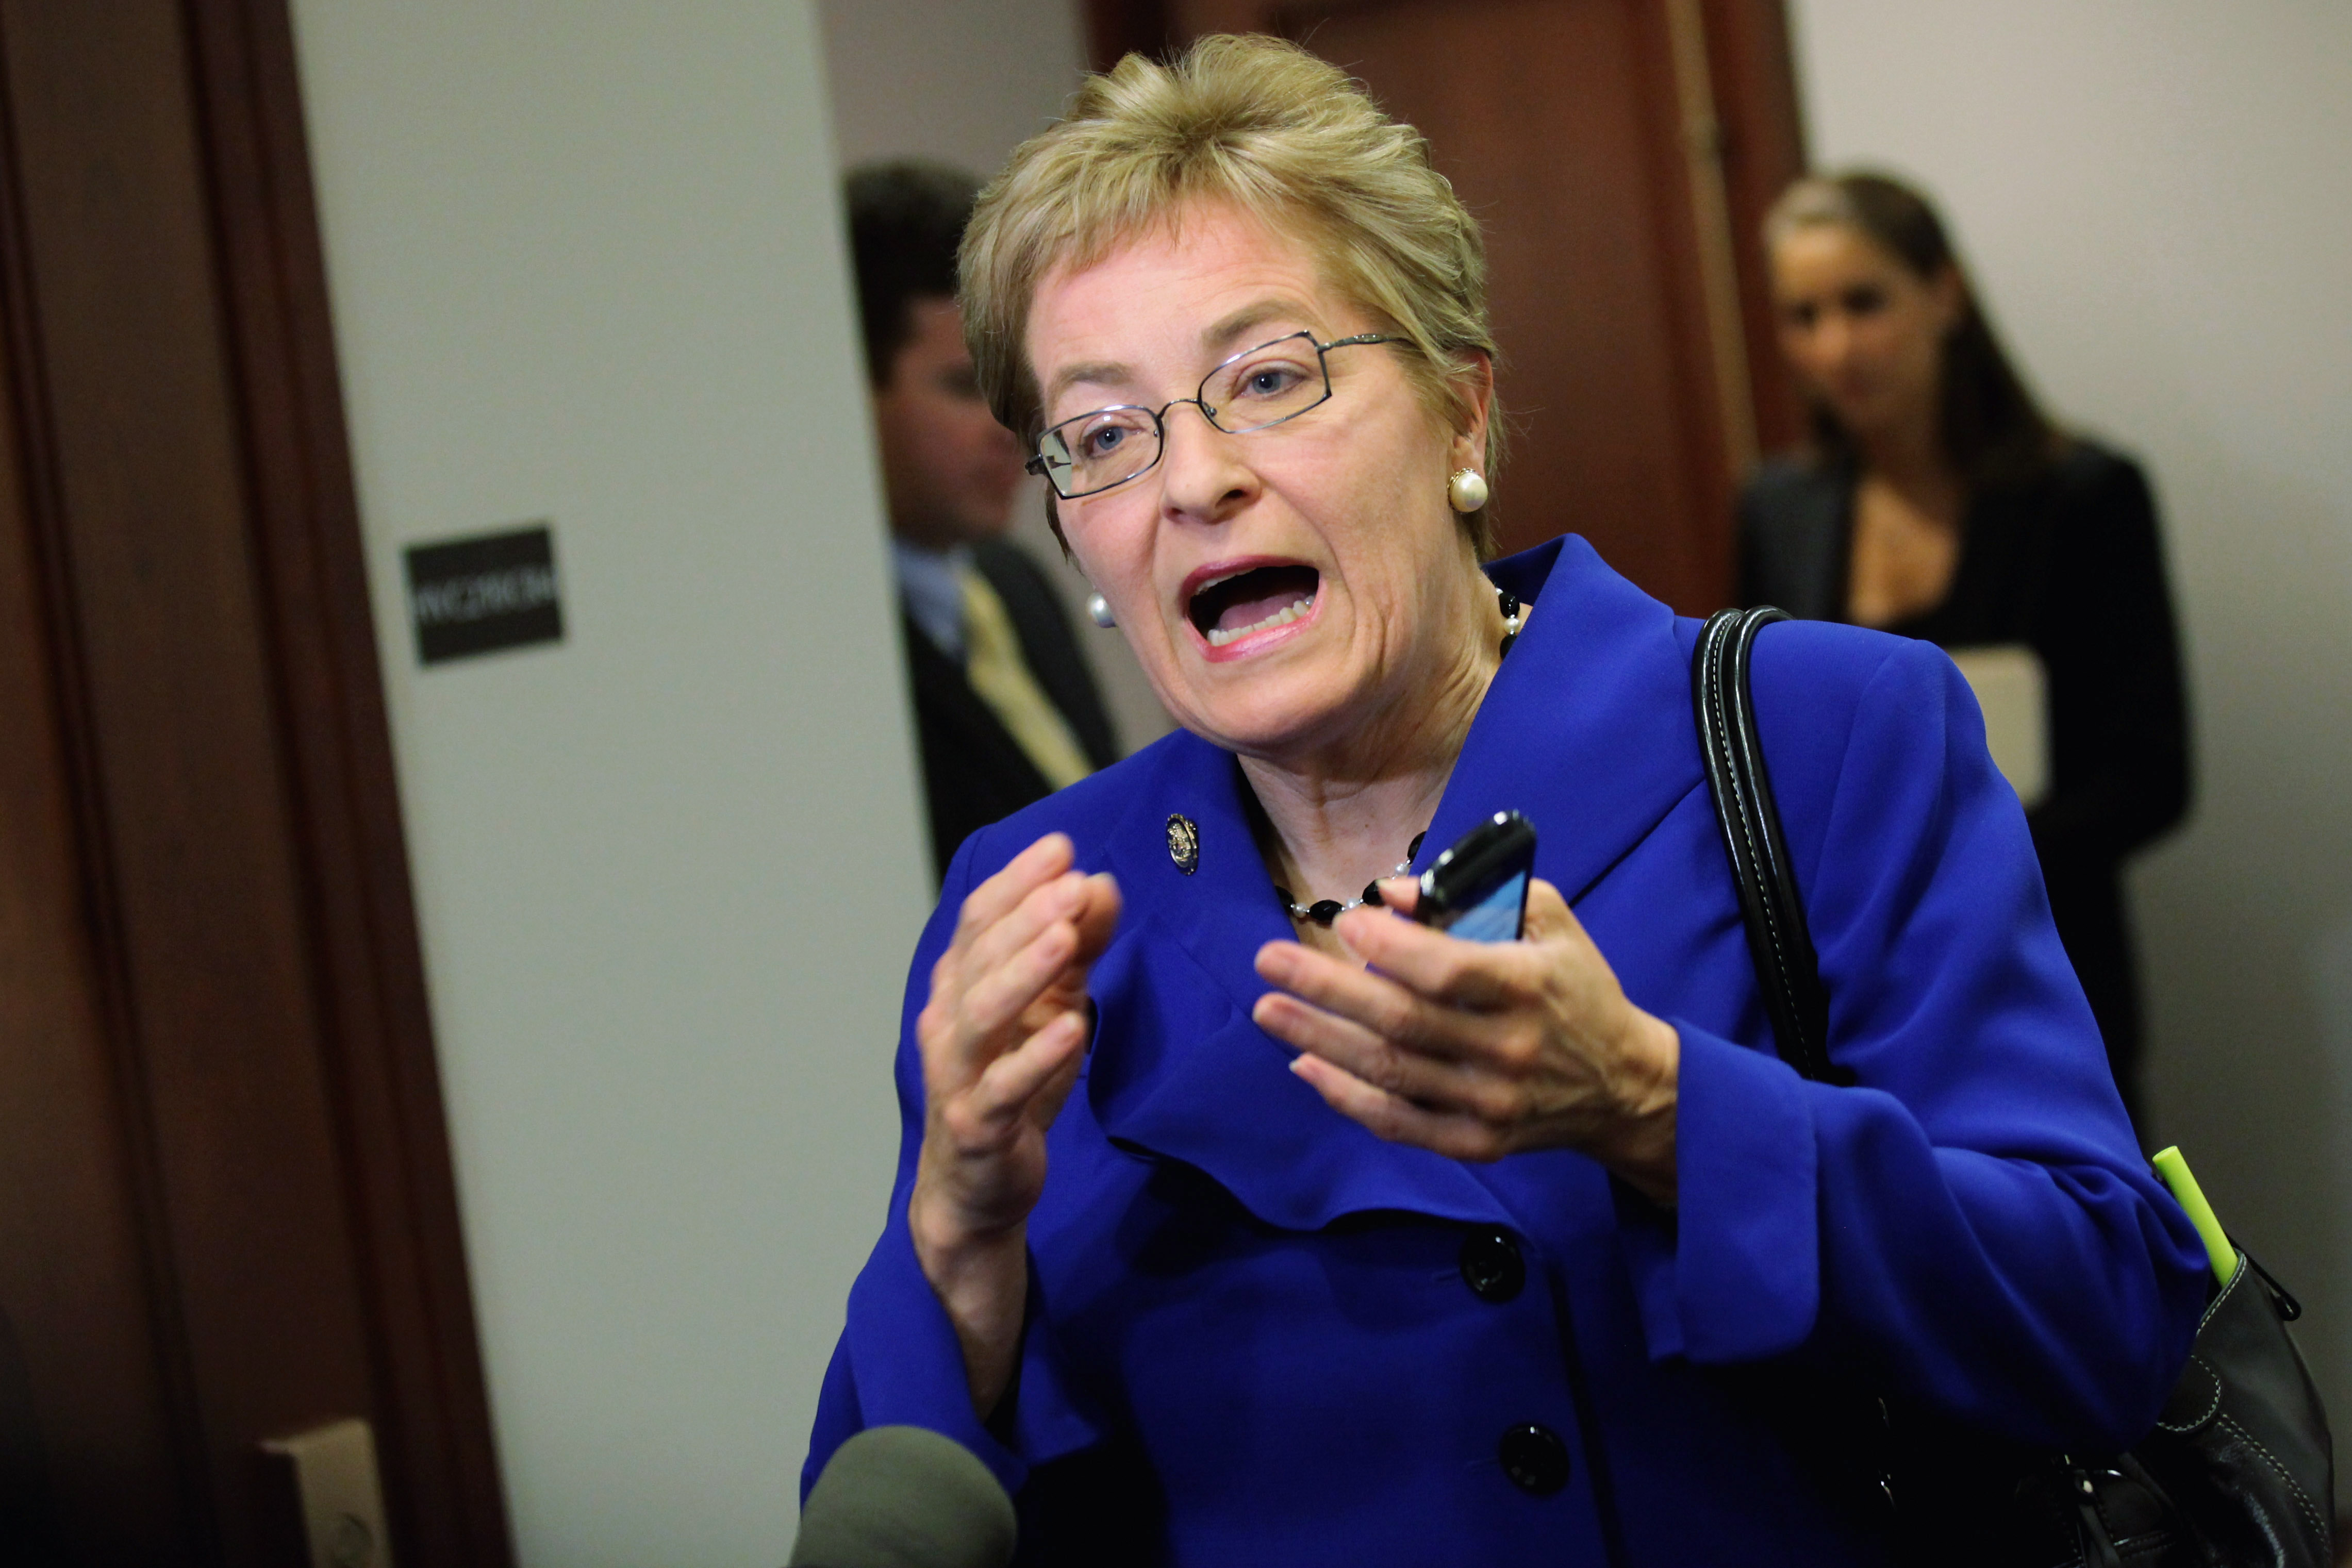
908;833;1121;1411
1250;876;1679;1205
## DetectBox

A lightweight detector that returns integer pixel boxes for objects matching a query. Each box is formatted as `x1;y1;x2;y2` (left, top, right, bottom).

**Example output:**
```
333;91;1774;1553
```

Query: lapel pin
1165;813;1200;875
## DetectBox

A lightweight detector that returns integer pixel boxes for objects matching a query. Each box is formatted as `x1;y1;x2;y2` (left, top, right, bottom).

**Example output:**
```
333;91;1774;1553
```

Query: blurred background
0;1;2341;1564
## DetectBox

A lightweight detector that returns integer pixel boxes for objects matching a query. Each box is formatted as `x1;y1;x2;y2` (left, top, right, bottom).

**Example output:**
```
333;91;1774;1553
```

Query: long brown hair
1768;171;2059;490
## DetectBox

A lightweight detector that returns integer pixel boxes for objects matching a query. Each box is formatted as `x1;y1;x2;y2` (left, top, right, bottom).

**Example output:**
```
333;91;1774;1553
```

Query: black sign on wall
404;523;564;665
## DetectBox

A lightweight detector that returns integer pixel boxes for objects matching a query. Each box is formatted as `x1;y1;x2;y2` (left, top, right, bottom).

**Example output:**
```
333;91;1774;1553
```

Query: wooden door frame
1080;0;1811;463
1697;0;1810;457
0;1;509;1559
180;5;511;1560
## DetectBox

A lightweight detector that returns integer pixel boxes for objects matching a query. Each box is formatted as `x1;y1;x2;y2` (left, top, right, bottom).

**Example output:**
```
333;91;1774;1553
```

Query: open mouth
1187;563;1320;648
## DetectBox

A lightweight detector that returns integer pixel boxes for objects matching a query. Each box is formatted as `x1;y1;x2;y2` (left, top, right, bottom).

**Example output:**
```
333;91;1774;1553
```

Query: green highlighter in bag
2151;1144;2239;1287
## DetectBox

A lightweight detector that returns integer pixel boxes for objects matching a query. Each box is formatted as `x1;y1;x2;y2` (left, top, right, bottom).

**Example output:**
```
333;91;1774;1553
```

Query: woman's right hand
907;832;1120;1415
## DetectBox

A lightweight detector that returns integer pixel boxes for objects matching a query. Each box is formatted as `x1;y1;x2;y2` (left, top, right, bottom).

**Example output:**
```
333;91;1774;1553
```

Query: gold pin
1165;814;1199;875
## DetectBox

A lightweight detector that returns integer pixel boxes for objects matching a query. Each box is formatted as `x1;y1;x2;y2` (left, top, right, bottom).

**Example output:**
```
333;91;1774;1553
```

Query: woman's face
1025;204;1488;763
1769;222;1963;445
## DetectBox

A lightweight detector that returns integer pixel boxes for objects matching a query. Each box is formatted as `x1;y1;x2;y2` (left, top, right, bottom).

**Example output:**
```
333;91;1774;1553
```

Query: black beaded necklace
1274;832;1427;927
1272;588;1522;928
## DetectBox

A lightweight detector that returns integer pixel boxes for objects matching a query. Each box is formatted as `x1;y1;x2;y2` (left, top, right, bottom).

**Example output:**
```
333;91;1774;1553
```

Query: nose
1812;308;1858;373
1152;401;1256;523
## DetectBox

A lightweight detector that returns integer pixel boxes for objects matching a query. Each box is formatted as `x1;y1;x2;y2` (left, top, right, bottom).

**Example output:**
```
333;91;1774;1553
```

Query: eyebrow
1039;296;1328;415
1200;297;1321;353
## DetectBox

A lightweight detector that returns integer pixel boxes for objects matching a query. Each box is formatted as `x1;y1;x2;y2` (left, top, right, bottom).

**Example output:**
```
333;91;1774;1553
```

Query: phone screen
1438;869;1528;943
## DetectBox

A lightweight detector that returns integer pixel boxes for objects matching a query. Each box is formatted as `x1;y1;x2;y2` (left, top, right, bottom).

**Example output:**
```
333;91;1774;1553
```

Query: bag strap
1692;607;1846;1085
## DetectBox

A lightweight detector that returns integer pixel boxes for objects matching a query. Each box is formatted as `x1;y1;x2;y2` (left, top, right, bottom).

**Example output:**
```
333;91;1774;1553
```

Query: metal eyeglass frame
1024;331;1401;501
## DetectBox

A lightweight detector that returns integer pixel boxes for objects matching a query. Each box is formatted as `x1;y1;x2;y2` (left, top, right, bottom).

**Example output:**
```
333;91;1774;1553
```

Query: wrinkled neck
1241;569;1515;907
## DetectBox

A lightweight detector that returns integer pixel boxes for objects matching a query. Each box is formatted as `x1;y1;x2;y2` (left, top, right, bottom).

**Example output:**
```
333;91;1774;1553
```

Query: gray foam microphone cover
789;1425;1017;1568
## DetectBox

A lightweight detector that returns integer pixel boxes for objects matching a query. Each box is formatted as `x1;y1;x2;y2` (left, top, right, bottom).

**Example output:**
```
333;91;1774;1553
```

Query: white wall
817;0;1178;752
1790;0;2352;1420
821;0;1089;176
288;4;924;1561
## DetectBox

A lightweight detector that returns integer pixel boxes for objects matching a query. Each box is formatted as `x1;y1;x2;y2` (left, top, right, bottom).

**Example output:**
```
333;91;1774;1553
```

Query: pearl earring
1448;468;1489;513
1086;592;1117;629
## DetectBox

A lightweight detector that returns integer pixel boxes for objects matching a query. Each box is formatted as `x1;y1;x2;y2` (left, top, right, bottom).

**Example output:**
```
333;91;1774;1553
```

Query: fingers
960;872;1122;1040
1069;873;1123;965
1372;874;1419;918
948;846;1118;995
1288;1054;1508;1163
953;878;1084;1031
1515;877;1578;945
1323;876;1580;1008
924;841;1120;1113
966;1009;1089;1135
1252;986;1492;1110
1332;905;1527;1012
954;833;1075;942
1024;1005;1092;1128
1255;939;1484;1060
941;860;1109;1045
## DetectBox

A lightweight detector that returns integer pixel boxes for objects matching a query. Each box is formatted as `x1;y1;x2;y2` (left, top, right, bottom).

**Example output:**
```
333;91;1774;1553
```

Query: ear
1449;348;1497;471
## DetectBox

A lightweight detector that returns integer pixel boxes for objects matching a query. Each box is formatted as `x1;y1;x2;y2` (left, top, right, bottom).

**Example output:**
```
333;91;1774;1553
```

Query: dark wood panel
0;1;511;1561
1277;0;1734;608
1121;0;1810;611
0;3;378;1558
179;2;514;1558
1084;0;1174;64
1702;0;1809;456
0;214;199;1560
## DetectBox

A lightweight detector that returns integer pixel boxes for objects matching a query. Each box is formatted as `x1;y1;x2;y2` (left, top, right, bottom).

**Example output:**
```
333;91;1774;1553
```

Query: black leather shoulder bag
1692;606;2335;1568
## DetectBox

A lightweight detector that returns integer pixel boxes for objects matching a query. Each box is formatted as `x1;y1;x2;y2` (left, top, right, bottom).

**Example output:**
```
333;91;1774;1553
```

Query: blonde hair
959;34;1502;552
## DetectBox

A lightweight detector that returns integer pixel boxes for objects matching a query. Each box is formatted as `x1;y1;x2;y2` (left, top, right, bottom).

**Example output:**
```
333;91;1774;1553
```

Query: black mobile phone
1414;811;1536;942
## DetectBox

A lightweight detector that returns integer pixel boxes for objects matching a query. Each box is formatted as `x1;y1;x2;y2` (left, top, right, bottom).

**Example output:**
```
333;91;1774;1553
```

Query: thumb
1518;876;1579;943
1372;874;1420;919
1071;872;1123;961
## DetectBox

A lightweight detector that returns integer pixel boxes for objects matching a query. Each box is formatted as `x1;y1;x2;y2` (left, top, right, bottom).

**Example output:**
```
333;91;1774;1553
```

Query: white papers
1948;644;2049;809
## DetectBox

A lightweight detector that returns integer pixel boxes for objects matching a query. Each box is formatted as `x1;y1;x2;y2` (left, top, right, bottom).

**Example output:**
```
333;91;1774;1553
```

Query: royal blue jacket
804;537;2207;1564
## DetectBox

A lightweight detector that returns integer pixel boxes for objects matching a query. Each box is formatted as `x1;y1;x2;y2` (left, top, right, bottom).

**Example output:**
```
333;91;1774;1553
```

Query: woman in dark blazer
1741;172;2190;1129
805;42;2206;1563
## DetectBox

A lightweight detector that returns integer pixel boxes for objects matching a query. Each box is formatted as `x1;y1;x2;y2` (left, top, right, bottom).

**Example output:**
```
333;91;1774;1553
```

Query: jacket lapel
1459;536;1705;909
1085;739;1508;1230
1079;536;1701;1233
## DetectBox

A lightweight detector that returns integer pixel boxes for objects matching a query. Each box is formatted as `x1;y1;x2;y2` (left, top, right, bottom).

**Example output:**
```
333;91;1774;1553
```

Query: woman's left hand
1251;876;1681;1205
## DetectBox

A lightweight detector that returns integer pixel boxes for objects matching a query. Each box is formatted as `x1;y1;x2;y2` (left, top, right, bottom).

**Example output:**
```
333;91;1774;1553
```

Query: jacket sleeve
802;827;1108;1504
2027;454;2192;867
1627;631;2208;1452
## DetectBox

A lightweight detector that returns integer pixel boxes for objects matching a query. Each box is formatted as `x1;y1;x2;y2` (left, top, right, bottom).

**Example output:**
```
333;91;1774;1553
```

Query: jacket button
1459;1229;1525;1303
1498;1424;1570;1495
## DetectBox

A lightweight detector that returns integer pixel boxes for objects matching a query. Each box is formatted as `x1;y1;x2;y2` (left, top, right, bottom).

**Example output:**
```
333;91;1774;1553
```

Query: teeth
1206;596;1313;647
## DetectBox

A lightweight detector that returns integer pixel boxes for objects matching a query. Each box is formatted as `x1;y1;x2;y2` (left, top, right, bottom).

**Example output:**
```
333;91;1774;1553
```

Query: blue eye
1240;364;1306;398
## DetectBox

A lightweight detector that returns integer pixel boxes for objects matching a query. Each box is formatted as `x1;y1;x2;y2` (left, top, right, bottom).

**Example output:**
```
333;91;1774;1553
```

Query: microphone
789;1425;1017;1568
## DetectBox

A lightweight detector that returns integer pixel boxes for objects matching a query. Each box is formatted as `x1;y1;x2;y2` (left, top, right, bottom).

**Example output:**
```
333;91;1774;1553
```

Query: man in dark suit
847;161;1120;880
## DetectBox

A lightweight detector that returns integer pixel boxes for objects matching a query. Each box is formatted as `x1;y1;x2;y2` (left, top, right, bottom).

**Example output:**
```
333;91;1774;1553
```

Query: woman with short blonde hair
807;37;2202;1563
962;35;1503;551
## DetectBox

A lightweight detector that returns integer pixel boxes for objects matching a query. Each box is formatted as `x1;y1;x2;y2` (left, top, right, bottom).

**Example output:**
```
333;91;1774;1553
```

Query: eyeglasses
1025;331;1401;501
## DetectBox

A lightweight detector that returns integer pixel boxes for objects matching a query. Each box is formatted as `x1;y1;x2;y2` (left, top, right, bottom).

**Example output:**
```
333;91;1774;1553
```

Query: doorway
1087;0;1809;611
0;3;505;1562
